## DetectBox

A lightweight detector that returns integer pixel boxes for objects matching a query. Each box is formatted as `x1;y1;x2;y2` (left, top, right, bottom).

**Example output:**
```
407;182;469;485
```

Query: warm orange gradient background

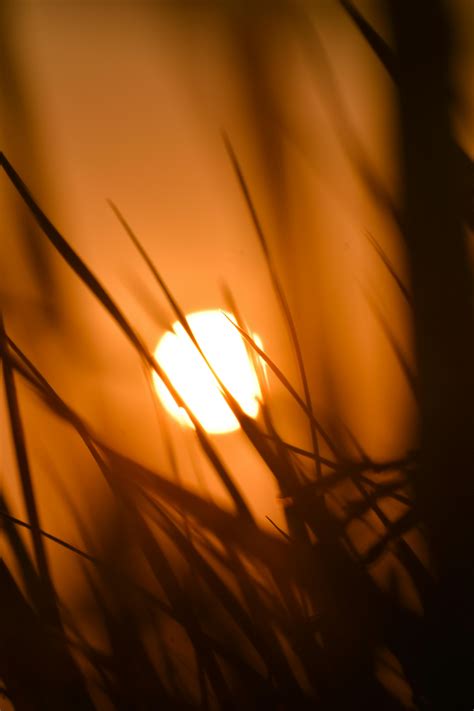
1;0;473;625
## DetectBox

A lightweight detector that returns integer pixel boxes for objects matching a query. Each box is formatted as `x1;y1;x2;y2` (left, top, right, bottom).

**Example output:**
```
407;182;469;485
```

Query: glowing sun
152;310;263;434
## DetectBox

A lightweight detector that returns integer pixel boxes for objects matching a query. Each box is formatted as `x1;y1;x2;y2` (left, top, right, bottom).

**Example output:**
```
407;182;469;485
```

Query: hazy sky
1;0;472;545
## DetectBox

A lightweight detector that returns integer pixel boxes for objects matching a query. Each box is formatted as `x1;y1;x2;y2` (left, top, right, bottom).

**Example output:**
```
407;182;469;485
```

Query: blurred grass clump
1;1;474;710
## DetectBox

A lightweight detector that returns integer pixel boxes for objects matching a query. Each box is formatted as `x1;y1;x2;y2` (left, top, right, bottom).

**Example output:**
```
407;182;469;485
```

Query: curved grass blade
296;14;400;228
362;286;417;398
0;316;58;620
0;153;253;523
222;134;324;478
341;0;474;232
7;336;295;578
141;492;305;696
365;231;411;305
222;312;338;458
340;1;398;80
0;494;45;611
107;201;304;492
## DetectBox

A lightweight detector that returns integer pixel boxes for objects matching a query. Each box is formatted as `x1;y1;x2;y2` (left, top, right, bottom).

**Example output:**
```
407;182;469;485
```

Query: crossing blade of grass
6;336;294;584
221;283;258;378
0;316;59;621
186;558;311;700
7;336;306;652
105;474;233;708
149;492;326;704
0;505;193;623
3;498;290;667
0;504;204;704
221;285;308;492
104;447;297;579
140;491;306;699
0;493;45;608
109;450;321;671
341;0;474;232
362;286;417;398
108;200;191;336
108;198;230;423
362;510;419;566
340;1;398;80
0;506;101;568
262;433;336;469
260;401;304;491
11;332;415;548
222;313;338;458
2;442;228;691
111;218;316;516
257;401;318;567
85;567;172;707
109;201;244;408
27;389;232;706
365;231;412;305
348;481;411;513
232;409;301;496
107;200;303;492
292;458;409;501
15;332;255;543
109;195;344;551
5;336;298;690
341;472;424;599
223;134;323;479
221;285;318;495
296;13;401;229
0;154;253;524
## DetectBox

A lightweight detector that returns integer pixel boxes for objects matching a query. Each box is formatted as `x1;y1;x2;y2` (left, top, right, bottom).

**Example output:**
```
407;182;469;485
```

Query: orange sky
1;0;472;577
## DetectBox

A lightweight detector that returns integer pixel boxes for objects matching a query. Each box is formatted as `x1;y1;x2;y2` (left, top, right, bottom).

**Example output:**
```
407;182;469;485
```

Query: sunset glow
153;310;263;434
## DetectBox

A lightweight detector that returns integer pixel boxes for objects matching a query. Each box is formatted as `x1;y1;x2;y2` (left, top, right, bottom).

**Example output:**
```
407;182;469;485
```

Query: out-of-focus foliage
0;1;473;709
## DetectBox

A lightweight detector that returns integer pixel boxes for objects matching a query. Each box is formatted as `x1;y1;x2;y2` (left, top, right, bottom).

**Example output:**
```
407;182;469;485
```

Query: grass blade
365;231;411;305
0;153;253;522
0;317;56;614
222;134;324;478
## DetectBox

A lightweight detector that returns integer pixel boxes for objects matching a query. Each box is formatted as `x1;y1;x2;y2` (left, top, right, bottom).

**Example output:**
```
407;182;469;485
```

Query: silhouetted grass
1;2;473;708
0;153;426;709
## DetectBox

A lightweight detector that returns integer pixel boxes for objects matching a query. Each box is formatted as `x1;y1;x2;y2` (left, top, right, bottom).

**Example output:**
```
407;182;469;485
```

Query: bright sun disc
153;310;263;434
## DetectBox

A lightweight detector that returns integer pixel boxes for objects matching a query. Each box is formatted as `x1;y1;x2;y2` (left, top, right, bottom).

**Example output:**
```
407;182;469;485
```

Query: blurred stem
387;0;474;703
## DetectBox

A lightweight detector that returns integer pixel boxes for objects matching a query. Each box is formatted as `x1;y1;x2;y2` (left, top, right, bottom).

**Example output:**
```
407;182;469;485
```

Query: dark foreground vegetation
1;1;473;709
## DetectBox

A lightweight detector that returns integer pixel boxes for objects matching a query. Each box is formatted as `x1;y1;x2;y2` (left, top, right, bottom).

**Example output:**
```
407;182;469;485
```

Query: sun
152;310;263;434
